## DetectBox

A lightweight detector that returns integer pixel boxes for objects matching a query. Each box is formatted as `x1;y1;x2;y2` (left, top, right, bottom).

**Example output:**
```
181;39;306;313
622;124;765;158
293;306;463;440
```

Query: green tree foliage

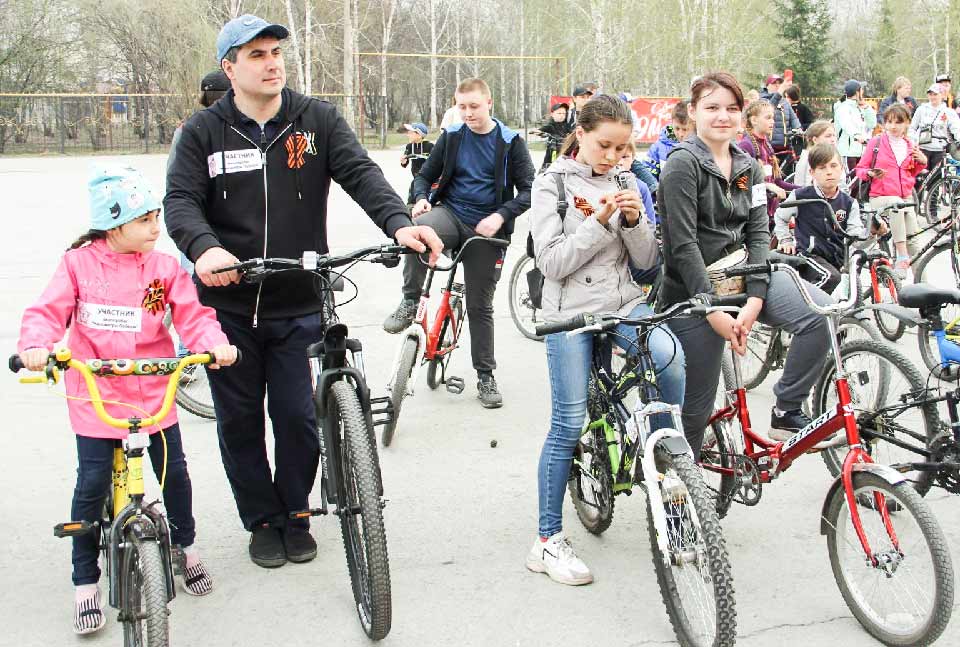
773;0;834;96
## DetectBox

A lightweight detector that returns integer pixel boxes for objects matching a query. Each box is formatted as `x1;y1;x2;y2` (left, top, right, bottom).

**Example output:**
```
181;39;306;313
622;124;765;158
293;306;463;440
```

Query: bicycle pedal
368;395;394;428
445;376;465;394
288;508;327;519
54;520;97;538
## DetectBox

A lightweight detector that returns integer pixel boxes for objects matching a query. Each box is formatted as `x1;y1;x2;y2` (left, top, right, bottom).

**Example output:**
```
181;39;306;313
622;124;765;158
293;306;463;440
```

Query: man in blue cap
164;14;442;569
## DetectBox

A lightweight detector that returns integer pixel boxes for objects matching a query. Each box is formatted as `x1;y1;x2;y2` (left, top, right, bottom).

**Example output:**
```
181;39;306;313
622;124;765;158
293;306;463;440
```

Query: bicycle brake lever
567;324;603;337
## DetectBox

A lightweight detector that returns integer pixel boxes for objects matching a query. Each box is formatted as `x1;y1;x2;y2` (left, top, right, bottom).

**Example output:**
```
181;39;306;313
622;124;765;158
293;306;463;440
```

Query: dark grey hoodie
656;135;770;305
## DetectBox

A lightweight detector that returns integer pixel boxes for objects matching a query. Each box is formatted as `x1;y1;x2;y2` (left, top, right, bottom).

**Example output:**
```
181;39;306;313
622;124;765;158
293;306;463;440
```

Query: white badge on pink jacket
77;301;143;332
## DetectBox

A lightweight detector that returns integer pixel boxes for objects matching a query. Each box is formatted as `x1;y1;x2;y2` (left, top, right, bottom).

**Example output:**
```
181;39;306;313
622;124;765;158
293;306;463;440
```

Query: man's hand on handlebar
208;344;238;370
411;199;432;218
395;225;444;266
19;347;49;372
196;247;241;287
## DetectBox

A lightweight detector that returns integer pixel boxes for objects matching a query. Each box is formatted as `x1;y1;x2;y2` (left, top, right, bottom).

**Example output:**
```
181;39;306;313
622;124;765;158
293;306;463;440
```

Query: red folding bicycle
700;256;954;647
380;235;509;446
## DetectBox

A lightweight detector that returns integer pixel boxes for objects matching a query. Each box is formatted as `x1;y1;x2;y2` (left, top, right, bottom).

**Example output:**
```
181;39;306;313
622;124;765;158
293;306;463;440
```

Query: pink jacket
18;240;229;439
855;134;927;199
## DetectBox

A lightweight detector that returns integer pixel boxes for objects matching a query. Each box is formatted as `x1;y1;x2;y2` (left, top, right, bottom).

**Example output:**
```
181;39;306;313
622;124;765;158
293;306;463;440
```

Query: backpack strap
553;172;567;220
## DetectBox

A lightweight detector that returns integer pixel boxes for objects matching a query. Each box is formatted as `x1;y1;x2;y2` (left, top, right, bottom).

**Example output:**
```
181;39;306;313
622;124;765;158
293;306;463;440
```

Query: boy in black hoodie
164;14;441;569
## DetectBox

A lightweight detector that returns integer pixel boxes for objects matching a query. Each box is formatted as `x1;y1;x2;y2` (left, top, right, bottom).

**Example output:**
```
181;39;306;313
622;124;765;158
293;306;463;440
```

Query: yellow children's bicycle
9;348;232;647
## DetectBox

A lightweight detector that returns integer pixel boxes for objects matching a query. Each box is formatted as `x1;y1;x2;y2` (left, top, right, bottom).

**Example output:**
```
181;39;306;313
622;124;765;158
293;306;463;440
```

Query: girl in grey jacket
525;95;684;587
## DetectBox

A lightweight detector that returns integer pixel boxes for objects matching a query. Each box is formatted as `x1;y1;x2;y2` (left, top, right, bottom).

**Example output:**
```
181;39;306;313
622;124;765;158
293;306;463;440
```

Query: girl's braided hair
561;94;634;157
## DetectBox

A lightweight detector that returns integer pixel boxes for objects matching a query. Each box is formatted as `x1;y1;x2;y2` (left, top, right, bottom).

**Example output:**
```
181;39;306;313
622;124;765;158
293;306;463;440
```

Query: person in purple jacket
738;100;799;232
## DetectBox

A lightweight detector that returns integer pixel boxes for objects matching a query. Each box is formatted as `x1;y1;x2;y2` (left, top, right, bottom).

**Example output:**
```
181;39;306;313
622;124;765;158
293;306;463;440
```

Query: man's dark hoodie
164;88;413;321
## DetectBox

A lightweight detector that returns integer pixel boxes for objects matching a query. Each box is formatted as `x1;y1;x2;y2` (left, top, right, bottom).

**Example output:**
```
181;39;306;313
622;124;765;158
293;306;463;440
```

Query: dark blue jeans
72;424;194;585
207;310;322;531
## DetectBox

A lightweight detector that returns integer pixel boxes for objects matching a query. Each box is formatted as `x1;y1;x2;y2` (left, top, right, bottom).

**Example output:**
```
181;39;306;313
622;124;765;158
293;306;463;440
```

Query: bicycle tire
508;255;545;342
328;380;392;640
871;265;906;341
701;419;738;520
381;337;417;447
174;366;216;420
813;340;939;496
567;426;615;535
646;450;737;647
922;175;960;223
824;472;953;646
426;299;463;390
121;533;169;647
913;243;960;380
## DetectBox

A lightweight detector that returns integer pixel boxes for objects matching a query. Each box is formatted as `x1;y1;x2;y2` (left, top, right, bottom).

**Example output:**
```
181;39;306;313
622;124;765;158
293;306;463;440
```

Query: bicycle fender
314;367;373;420
819;463;908;535
858;303;923;328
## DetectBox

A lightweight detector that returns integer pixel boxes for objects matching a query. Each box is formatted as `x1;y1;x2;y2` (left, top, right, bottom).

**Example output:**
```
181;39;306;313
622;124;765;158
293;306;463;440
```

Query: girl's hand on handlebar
733;297;763;345
208;344;238;369
395;225;444;266
20;347;49;372
706;311;745;355
608;190;642;225
196;247;241;287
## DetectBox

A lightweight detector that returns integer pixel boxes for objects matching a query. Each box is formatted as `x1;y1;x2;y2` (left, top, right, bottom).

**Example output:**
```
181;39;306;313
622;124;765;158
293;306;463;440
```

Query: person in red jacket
855;104;927;277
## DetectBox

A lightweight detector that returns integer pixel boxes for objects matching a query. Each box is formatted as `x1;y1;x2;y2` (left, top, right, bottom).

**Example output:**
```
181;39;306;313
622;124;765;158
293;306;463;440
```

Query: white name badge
77;301;142;333
752;184;767;208
207;149;264;178
762;163;773;177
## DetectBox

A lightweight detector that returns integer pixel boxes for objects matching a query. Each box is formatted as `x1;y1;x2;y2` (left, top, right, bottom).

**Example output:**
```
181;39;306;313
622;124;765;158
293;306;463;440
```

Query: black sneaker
383;299;417;334
249;525;286;568
477;373;503;409
769;407;812;441
283;526;318;563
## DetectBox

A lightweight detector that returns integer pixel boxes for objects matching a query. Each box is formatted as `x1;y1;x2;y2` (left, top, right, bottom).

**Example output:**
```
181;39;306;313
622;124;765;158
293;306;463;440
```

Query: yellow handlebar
18;349;214;429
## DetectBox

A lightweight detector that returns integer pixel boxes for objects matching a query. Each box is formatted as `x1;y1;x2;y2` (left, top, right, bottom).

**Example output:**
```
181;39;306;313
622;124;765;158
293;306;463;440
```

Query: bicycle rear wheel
568;425;615;535
121;533;169;647
913;243;960;381
426;299;463;390
813;340;938;496
328;380;392;640
739;323;774;390
825;473;953;646
174;364;216;420
871;265;906;341
922;175;960;223
647;450;736;647
508;255;545;341
382;337;417;447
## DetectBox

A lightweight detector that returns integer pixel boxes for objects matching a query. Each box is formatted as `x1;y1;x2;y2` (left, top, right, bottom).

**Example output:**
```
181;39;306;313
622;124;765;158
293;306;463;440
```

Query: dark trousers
925;150;947;219
208;310;323;531
401;205;504;374
800;253;842;294
72;424;194;585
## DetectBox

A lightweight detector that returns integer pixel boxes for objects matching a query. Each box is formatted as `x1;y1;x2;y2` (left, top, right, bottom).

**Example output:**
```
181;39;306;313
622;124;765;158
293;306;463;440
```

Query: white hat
927;83;944;95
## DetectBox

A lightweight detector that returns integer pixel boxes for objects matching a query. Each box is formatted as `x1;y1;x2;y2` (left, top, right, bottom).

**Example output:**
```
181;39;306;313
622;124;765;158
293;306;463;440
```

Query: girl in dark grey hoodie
658;72;833;455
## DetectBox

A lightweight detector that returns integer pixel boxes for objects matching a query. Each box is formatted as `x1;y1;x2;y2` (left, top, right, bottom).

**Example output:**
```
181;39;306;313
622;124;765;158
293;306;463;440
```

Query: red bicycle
700;257;954;646
381;236;509;446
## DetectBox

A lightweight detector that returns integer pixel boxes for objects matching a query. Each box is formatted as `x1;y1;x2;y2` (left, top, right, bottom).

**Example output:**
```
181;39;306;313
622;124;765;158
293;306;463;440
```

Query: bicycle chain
702;451;763;507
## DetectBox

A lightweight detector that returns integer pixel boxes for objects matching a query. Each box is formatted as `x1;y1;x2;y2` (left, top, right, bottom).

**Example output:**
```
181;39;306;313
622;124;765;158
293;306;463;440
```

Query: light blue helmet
87;165;161;231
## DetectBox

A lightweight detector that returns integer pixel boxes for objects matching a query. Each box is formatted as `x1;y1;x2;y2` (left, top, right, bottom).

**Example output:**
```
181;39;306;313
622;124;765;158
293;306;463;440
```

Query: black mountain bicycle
216;244;411;641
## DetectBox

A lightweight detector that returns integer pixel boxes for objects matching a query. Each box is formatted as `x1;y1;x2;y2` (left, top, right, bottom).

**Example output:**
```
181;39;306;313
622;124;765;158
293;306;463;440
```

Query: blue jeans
537;303;685;537
71;424;195;585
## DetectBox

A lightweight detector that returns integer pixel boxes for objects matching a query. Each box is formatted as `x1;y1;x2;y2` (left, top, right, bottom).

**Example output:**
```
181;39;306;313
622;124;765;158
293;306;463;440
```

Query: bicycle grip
8;354;24;373
535;314;587;336
724;263;770;278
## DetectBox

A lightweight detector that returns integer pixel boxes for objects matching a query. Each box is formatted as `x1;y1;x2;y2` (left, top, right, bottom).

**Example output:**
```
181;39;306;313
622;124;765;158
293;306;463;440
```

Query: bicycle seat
899;283;960;309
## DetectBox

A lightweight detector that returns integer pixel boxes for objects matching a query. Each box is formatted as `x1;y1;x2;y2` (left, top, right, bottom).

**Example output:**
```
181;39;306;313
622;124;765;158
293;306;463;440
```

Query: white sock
75;583;98;603
182;544;200;569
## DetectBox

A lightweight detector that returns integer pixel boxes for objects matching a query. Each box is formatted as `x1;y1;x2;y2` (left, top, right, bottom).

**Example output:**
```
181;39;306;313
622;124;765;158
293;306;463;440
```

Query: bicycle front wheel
382;337;417;447
922;175;960;223
647;450;736;647
825;472;953;646
870;265;906;342
328;380;392;640
508;255;545;341
121;533;169;647
426;299;463;390
814;340;939;495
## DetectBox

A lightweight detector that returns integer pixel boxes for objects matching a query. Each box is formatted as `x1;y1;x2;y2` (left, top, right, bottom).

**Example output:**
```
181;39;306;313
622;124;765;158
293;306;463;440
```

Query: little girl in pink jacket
855;104;927;276
17;165;236;635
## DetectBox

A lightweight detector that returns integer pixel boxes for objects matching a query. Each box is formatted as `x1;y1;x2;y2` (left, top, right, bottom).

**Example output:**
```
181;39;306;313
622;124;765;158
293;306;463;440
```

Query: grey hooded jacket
657;135;770;306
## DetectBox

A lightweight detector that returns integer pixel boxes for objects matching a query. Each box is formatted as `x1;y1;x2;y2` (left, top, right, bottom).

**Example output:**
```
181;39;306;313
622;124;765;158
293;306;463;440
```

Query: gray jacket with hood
529;157;659;323
656;135;770;306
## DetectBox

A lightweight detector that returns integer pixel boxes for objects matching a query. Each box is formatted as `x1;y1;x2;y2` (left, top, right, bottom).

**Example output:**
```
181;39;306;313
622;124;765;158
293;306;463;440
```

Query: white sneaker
525;532;594;585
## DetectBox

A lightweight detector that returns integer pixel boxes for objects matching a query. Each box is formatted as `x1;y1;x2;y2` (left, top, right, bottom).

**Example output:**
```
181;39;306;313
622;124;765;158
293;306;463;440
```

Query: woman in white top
793;120;837;186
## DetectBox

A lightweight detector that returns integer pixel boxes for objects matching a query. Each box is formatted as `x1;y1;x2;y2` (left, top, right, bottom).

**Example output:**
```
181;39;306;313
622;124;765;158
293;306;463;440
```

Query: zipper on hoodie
230;122;293;328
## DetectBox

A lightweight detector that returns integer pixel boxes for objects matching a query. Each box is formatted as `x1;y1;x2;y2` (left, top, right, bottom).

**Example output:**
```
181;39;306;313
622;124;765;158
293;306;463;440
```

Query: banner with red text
549;96;681;144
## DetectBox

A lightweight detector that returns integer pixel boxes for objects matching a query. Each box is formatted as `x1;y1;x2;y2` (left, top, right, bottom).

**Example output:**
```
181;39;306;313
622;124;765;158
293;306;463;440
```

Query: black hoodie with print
164;87;413;320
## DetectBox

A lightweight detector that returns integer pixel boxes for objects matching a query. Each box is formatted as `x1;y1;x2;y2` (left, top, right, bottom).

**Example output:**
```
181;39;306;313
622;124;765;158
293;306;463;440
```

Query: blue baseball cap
88;165;161;231
216;14;289;63
403;122;428;136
